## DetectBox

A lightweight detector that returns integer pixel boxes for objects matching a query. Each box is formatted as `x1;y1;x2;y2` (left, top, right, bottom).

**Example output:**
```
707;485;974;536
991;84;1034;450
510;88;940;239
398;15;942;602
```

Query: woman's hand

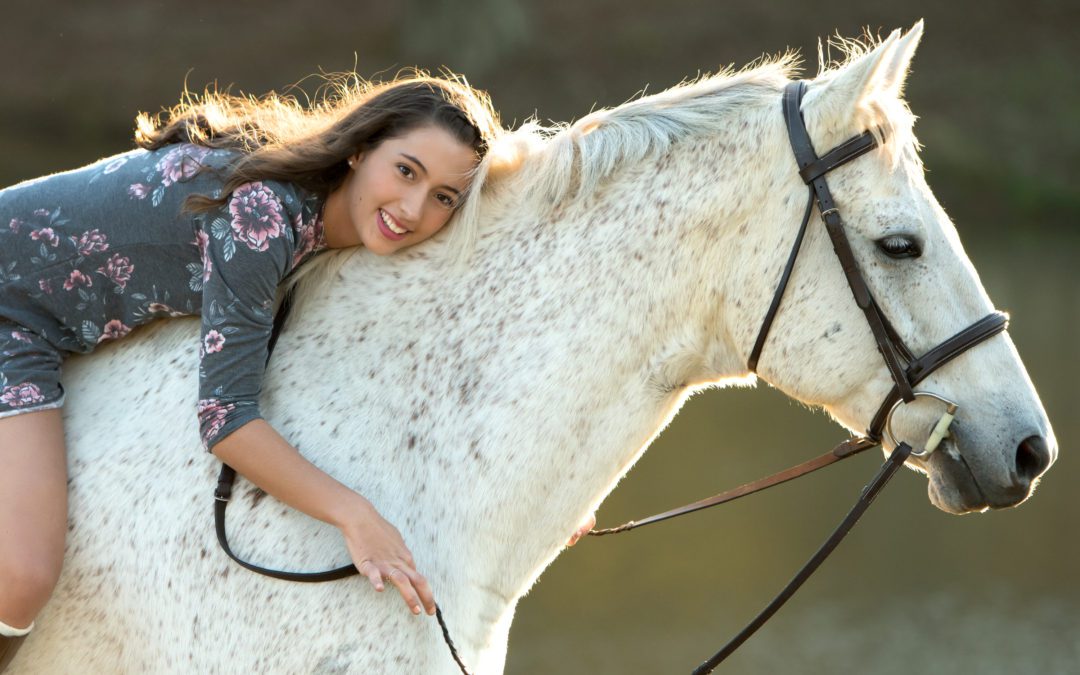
210;420;437;617
338;502;437;616
566;512;596;547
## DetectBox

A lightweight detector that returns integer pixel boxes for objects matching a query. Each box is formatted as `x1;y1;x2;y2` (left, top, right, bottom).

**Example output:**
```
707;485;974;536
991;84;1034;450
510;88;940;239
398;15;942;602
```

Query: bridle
210;80;1009;674
591;80;1008;673
750;80;1007;452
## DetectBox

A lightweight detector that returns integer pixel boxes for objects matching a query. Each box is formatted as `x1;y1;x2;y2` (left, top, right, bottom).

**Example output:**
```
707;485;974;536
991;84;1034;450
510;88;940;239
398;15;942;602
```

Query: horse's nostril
1016;435;1052;483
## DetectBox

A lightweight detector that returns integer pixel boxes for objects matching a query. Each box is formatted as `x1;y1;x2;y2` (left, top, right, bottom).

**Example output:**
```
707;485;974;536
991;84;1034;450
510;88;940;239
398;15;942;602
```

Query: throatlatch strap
748;85;892;375
747;190;815;373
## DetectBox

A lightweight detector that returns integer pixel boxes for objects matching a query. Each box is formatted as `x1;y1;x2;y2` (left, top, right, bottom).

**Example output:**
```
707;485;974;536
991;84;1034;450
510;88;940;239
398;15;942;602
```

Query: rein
210;80;1008;673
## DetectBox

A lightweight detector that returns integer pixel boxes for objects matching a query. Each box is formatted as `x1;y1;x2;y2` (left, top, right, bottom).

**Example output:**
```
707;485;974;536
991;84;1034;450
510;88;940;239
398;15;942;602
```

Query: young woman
0;71;508;668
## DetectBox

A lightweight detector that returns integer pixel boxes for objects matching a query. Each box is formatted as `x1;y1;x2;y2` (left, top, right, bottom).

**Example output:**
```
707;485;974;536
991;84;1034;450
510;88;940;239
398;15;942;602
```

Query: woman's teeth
381;209;407;234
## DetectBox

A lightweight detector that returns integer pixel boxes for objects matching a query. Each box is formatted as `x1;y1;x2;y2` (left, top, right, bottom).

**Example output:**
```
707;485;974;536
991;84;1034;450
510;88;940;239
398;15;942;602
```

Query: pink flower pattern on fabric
291;210;327;268
229;182;287;252
155;144;211;187
98;319;132;343
102;156;128;174
0;383;45;408
197;398;236;447
147;303;186;317
203;330;225;354
96;253;134;289
193;229;212;281
62;270;93;291
30;227;60;246
0;144;326;443
72;229;109;256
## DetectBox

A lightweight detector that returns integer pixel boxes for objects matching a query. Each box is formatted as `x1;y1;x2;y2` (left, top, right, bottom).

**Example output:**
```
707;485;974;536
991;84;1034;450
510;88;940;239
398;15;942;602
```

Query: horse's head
734;23;1056;514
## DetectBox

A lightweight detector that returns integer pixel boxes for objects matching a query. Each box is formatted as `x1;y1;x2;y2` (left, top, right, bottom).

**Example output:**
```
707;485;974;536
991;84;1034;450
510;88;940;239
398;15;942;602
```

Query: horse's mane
451;56;797;244
285;31;919;299
451;32;918;257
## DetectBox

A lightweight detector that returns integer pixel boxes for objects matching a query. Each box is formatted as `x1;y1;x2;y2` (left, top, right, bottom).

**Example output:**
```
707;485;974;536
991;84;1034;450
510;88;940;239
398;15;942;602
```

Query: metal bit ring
882;391;960;459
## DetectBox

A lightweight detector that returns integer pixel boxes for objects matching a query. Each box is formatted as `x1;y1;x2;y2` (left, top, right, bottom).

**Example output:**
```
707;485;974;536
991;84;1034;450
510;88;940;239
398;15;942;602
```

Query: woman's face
325;124;478;255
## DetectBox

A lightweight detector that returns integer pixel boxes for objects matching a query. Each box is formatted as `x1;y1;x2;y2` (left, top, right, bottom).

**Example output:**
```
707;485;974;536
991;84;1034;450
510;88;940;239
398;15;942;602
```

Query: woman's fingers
567;512;597;546
400;566;437;615
384;566;426;615
358;557;436;616
357;558;385;591
339;507;434;615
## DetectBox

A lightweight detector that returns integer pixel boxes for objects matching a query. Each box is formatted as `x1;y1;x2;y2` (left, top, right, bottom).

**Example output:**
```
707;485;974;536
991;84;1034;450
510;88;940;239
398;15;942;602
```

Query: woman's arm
211;419;436;617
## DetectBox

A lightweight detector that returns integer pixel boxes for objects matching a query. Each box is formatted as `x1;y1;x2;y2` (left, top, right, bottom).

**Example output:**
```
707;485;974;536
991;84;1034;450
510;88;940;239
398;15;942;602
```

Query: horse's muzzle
928;433;1055;513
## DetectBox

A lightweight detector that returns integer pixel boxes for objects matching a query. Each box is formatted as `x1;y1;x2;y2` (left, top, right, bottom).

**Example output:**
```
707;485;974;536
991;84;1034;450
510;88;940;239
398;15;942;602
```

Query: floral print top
0;143;327;449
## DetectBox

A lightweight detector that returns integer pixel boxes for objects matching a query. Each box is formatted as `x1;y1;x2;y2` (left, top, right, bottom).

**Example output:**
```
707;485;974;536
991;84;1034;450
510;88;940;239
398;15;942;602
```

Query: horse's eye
876;235;922;259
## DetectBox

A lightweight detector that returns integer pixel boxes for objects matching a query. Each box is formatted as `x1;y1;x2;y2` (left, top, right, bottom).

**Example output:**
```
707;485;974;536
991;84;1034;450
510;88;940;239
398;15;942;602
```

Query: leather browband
798;131;878;184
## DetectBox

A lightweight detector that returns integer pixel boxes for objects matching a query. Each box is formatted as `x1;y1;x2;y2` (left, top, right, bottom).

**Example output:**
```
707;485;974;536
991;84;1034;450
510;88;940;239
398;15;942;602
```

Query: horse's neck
278;123;780;624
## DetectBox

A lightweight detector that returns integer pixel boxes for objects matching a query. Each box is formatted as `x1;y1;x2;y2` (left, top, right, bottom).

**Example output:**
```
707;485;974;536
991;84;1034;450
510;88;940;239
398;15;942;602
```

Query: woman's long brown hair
133;70;501;215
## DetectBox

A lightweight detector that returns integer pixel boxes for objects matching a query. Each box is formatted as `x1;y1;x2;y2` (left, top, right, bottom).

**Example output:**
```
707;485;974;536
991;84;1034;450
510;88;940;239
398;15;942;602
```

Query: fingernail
413;605;421;614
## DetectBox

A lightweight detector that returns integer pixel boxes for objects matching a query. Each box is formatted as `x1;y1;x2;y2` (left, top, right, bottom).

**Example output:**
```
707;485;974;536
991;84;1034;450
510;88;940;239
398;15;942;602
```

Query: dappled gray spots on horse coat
13;23;1056;675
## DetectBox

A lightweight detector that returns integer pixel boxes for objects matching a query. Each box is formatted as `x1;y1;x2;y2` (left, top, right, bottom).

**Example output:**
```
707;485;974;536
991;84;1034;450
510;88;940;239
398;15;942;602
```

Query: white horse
14;22;1056;674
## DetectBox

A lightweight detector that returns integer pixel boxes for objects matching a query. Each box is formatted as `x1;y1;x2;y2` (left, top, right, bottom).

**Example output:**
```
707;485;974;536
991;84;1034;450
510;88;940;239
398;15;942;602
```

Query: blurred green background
2;1;1076;673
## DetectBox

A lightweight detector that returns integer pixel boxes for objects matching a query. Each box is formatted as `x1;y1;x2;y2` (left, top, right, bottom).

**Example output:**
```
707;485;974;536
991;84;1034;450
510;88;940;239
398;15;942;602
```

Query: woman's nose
399;190;424;222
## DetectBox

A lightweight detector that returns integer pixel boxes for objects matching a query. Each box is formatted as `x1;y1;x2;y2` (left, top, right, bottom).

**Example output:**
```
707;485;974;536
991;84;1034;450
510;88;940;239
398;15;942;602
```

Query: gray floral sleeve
0;143;326;449
195;180;325;450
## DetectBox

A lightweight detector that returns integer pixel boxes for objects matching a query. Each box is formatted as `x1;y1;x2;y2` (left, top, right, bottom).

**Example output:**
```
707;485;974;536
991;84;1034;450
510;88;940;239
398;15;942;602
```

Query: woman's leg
0;407;68;631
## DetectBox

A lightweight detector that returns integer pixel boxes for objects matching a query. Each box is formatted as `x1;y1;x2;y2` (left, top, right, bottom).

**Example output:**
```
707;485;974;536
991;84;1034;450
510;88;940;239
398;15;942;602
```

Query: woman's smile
321;124;478;254
377;209;410;240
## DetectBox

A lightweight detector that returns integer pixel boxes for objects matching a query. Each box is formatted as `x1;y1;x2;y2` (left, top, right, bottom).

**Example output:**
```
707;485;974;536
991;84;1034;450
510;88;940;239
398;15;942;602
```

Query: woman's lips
377;209;407;241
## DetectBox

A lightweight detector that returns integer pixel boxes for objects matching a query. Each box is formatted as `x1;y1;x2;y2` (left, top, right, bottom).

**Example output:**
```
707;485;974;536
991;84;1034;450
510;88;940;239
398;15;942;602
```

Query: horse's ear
876;20;924;99
804;21;924;135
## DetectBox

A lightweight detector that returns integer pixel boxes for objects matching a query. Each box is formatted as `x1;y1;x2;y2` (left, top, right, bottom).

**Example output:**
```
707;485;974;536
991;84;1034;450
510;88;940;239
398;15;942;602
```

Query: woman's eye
436;193;456;208
876;235;922;259
397;164;414;178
